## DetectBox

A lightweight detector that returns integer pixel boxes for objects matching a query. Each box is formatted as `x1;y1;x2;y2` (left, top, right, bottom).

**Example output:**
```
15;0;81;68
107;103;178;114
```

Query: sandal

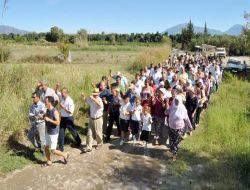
41;161;52;167
64;152;70;164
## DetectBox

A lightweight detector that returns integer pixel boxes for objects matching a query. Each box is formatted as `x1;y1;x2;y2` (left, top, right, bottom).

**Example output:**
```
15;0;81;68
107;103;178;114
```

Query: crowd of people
28;53;224;165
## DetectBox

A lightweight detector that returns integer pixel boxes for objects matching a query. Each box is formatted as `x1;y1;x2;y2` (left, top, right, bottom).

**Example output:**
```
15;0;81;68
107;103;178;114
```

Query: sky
1;0;250;34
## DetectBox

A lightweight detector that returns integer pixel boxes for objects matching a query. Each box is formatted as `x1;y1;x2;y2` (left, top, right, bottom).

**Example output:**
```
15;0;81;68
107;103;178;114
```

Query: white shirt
60;96;74;117
130;104;142;121
86;97;104;119
142;113;152;131
152;71;162;86
119;101;131;120
42;87;59;103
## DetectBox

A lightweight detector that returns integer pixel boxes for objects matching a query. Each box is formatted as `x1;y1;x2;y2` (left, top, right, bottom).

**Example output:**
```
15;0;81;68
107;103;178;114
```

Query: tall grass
129;44;172;71
177;73;250;188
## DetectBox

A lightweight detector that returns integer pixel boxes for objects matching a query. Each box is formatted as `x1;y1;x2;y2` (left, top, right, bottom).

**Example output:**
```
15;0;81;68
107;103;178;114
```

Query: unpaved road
0;139;210;190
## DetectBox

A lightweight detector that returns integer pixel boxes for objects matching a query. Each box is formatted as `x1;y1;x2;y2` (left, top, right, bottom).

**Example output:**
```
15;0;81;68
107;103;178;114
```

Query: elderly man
28;92;46;152
58;88;82;152
40;80;59;106
82;88;104;152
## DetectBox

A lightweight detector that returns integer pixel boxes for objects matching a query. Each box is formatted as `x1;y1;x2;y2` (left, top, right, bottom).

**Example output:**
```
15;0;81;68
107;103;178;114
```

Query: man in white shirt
41;80;59;106
58;88;82;152
82;88;104;152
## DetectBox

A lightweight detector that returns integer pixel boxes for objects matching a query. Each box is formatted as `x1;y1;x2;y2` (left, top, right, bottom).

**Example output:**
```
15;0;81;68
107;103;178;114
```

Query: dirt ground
0;137;211;190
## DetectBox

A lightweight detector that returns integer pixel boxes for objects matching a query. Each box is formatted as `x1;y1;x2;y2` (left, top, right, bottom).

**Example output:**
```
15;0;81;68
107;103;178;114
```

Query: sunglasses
32;96;36;98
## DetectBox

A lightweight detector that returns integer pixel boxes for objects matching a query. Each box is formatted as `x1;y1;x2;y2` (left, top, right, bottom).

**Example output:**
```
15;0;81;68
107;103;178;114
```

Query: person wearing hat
82;88;104;152
125;83;136;105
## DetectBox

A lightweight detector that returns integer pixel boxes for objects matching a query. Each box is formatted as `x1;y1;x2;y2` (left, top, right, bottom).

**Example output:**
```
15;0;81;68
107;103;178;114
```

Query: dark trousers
58;116;82;151
106;112;120;139
195;107;203;125
169;128;184;155
188;112;195;130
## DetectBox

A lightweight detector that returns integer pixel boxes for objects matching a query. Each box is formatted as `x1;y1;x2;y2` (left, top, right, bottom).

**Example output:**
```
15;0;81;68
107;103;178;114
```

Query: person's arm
90;96;103;107
44;110;60;126
60;100;74;114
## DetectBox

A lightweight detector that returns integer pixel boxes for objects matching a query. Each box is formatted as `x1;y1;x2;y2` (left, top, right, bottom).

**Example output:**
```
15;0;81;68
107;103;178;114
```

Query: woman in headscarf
167;95;192;160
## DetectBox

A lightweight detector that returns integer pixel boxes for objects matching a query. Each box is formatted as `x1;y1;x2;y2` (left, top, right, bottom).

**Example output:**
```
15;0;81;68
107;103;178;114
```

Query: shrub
19;55;64;64
129;44;172;71
58;43;69;60
0;47;11;63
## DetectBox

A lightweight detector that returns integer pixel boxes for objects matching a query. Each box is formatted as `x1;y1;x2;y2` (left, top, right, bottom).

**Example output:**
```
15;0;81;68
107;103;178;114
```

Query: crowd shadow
7;132;43;164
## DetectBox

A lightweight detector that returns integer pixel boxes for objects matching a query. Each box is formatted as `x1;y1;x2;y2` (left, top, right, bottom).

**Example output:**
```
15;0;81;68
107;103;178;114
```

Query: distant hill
164;24;243;36
0;25;29;35
224;24;243;36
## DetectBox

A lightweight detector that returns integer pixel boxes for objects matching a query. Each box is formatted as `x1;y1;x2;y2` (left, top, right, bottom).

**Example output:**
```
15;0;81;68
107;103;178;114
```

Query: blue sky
2;0;250;34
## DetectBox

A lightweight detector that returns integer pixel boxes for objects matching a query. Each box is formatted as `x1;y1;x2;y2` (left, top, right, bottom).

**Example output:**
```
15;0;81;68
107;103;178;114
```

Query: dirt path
0;138;209;190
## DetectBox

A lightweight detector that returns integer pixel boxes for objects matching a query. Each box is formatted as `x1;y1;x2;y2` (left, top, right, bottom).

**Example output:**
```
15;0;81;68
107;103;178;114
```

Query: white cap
159;81;165;86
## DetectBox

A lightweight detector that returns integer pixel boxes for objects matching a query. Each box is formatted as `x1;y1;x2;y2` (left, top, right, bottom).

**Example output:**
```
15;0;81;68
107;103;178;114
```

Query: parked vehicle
215;47;226;58
225;58;243;73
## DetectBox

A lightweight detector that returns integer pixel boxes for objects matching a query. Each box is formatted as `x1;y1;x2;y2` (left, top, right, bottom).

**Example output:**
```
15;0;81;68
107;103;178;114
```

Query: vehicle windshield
228;60;241;65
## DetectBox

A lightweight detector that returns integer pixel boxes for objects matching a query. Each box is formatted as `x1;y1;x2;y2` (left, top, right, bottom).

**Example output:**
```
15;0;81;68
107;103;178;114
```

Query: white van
215;47;226;58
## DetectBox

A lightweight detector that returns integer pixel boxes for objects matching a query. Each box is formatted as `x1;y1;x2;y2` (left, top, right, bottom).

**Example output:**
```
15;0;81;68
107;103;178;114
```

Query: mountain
224;24;243;36
164;23;243;36
0;25;29;35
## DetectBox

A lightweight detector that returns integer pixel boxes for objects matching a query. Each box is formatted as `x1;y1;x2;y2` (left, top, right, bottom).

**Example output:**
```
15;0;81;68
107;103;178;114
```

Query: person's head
112;88;119;97
45;96;54;109
61;88;69;99
101;76;107;82
149;78;155;86
92;88;100;98
135;97;141;106
123;95;130;104
159;81;165;88
41;80;49;91
174;95;182;106
143;103;150;114
158;89;165;99
135;73;140;80
55;83;60;90
116;76;121;85
99;81;106;91
144;80;150;87
32;92;40;104
154;66;158;71
173;74;178;82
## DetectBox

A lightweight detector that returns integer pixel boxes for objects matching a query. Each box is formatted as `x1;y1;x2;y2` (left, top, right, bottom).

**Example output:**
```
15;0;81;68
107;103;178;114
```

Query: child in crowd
140;103;153;148
119;95;131;145
129;97;143;146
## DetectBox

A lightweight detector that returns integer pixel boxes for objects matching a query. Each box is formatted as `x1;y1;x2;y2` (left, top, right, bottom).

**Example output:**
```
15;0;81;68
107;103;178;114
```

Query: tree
109;34;116;45
46;26;64;42
204;22;208;36
181;20;195;49
75;28;88;47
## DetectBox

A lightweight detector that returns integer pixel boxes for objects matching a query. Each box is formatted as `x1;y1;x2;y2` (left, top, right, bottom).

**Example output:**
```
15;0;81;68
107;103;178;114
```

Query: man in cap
82;88;104;152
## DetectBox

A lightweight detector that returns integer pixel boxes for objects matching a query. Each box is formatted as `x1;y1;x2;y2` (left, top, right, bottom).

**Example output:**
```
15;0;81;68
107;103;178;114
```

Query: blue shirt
29;101;46;125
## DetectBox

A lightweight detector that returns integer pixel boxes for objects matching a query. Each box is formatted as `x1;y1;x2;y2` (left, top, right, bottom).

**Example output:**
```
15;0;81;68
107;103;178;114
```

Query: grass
0;42;139;174
170;73;250;189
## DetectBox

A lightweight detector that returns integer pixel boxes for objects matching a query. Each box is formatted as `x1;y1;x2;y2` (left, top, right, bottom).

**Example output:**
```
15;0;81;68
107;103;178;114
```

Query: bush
58;43;69;60
129;44;172;71
19;55;64;64
0;47;11;63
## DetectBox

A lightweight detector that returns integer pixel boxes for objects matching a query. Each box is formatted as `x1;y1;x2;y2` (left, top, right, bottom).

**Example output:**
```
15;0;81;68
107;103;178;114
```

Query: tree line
170;19;250;56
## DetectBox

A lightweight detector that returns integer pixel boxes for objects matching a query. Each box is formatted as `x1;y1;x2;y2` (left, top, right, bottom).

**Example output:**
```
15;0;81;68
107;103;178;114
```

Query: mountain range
0;24;244;36
164;24;243;36
0;25;29;35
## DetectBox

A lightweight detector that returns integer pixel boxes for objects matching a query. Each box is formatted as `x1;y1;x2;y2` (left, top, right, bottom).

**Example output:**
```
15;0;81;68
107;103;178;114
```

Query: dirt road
0;139;210;190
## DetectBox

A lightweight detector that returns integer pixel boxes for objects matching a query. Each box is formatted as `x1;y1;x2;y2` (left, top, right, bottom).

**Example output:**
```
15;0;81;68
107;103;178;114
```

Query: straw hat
92;88;100;96
128;83;135;89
